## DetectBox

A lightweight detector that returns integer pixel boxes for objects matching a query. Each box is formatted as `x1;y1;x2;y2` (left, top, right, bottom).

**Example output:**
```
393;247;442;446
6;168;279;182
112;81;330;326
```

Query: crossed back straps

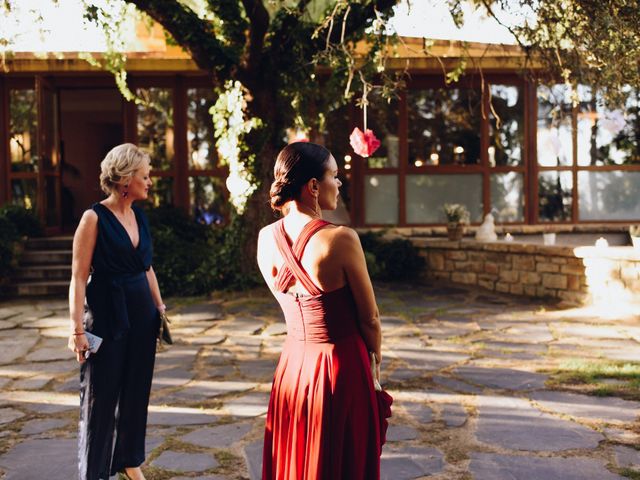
273;218;331;296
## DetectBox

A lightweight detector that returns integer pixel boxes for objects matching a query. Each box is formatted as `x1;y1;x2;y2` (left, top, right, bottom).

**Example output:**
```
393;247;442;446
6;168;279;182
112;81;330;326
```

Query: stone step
25;236;73;251
2;280;69;297
13;265;72;281
19;250;72;265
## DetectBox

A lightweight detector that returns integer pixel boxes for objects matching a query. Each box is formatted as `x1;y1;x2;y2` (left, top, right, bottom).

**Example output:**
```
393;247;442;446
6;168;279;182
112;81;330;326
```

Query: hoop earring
122;186;129;198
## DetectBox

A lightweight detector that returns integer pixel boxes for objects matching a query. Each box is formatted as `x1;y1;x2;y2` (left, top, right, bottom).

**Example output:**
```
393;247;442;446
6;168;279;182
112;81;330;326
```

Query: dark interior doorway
59;88;124;230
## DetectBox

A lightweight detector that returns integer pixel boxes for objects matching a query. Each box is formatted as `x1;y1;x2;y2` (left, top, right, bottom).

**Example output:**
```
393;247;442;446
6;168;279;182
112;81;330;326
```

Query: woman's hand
69;209;98;364
68;333;91;363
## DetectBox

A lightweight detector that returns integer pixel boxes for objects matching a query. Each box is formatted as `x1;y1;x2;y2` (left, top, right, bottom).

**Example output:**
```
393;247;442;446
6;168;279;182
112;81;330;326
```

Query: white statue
475;213;498;242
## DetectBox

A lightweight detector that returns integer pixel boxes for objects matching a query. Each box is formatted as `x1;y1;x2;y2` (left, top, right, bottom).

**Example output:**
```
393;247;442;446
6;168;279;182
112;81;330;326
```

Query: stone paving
0;284;638;479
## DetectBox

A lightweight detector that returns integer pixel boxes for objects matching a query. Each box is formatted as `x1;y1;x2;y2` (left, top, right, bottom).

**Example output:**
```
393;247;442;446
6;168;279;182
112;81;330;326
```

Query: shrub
144;206;258;296
145;206;214;296
0;216;19;280
0;205;43;237
359;231;425;282
363;250;381;279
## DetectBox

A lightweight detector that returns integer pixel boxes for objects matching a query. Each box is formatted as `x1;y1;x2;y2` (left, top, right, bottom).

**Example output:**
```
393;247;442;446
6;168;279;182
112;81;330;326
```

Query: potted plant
443;203;470;241
630;225;640;249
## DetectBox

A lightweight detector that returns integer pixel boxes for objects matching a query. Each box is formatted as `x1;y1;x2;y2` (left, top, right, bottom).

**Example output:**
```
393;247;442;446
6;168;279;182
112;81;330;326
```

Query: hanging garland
210;80;262;215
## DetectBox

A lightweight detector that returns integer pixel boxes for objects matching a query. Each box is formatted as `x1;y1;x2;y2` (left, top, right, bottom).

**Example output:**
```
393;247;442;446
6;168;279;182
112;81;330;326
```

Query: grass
165;295;209;309
141;466;173;480
544;358;640;401
620;468;640;480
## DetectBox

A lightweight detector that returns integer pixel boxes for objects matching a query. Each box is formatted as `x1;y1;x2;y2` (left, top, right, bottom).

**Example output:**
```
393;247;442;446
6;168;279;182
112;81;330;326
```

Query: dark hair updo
270;142;331;211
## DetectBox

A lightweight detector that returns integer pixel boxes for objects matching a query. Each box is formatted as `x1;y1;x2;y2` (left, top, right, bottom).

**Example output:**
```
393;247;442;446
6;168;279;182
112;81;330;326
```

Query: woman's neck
104;194;133;215
285;200;321;221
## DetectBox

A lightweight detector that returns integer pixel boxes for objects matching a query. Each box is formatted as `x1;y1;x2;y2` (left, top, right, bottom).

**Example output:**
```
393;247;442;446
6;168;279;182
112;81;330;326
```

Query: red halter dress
262;218;389;480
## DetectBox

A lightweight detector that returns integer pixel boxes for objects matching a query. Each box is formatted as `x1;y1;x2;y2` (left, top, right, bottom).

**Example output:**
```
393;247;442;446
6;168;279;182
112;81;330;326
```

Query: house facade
1;37;639;234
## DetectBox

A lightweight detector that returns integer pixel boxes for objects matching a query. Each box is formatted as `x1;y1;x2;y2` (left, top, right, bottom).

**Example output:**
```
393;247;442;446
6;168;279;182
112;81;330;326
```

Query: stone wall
410;238;640;305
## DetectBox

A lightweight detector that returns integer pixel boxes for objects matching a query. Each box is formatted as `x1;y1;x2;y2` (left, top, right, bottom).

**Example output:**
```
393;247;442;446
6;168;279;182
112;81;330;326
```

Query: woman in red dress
257;142;390;480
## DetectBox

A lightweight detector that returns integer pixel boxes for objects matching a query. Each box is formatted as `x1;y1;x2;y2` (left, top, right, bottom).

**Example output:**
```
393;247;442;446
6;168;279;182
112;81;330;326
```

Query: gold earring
314;195;320;216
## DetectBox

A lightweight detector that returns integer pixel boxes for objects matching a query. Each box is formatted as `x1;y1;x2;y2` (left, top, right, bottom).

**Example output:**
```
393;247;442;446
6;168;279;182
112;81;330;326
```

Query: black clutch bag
158;311;173;347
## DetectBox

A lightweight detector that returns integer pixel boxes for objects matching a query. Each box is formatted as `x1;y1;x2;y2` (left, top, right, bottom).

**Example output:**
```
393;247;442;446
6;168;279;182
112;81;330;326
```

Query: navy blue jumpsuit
78;203;159;479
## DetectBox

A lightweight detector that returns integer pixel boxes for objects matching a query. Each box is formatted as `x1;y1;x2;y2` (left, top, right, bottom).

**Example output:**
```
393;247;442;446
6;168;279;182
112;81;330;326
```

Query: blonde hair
99;143;151;195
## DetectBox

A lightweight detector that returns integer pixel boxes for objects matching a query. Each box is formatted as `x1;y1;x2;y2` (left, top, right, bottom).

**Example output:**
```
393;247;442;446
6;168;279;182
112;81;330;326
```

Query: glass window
538;171;573;222
9;89;38;172
406;174;483;224
137;88;174;171
578;171;640;220
408;87;482;167
537;85;573;167
577;86;640;166
489;85;524;166
187;88;218;170
149;176;174;207
189;176;228;225
490;172;524;222
364;175;398;224
363;91;399;168
10;179;37;210
323;104;353;209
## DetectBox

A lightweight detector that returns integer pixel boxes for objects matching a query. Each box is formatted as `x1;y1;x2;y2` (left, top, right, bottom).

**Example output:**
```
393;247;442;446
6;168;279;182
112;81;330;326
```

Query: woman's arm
68;210;98;363
336;227;382;366
145;266;165;312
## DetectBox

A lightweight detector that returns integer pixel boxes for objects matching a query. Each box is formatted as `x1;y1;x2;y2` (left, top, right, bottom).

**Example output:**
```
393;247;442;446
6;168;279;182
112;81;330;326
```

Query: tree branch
240;0;270;74
268;0;398;71
125;0;238;75
205;0;248;51
477;0;529;53
326;0;398;44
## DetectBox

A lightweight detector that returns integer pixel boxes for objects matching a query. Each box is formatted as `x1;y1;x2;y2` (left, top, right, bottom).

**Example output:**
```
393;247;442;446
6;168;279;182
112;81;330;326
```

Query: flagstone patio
0;283;638;479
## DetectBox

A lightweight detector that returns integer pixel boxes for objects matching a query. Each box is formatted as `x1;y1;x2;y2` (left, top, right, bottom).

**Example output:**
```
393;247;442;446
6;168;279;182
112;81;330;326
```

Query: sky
389;0;522;44
1;0;522;53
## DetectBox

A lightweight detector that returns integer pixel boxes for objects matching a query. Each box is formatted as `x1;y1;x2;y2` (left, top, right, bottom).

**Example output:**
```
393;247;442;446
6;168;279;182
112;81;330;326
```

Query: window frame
126;74;229;222
357;73;529;227
534;82;640;224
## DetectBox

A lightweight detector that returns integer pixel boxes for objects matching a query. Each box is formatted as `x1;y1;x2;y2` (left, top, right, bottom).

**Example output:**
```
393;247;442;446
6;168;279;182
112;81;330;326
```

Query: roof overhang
1;37;540;75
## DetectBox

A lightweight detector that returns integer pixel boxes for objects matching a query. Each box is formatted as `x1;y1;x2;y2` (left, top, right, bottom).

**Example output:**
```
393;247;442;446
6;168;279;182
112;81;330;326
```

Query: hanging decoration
210;80;262;214
350;127;380;158
350;84;381;157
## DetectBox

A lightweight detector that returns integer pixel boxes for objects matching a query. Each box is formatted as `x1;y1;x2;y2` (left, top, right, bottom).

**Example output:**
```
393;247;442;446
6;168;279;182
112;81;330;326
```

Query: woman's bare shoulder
73;209;98;242
257;222;279;251
79;209;98;226
258;221;278;240
323;224;359;242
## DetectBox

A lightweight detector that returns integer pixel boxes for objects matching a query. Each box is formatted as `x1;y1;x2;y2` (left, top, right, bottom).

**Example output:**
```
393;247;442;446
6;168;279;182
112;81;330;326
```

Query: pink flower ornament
350;127;381;157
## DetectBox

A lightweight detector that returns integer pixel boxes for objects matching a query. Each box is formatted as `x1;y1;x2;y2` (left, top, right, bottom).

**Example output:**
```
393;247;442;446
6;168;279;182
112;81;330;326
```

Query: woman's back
259;217;350;296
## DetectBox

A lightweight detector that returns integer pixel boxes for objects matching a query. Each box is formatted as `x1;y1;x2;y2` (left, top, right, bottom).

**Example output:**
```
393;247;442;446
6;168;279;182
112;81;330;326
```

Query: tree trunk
233;86;283;282
235;141;279;281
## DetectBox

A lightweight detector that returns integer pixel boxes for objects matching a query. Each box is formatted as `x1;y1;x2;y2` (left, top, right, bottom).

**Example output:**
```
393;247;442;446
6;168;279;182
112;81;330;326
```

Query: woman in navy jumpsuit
68;143;165;480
